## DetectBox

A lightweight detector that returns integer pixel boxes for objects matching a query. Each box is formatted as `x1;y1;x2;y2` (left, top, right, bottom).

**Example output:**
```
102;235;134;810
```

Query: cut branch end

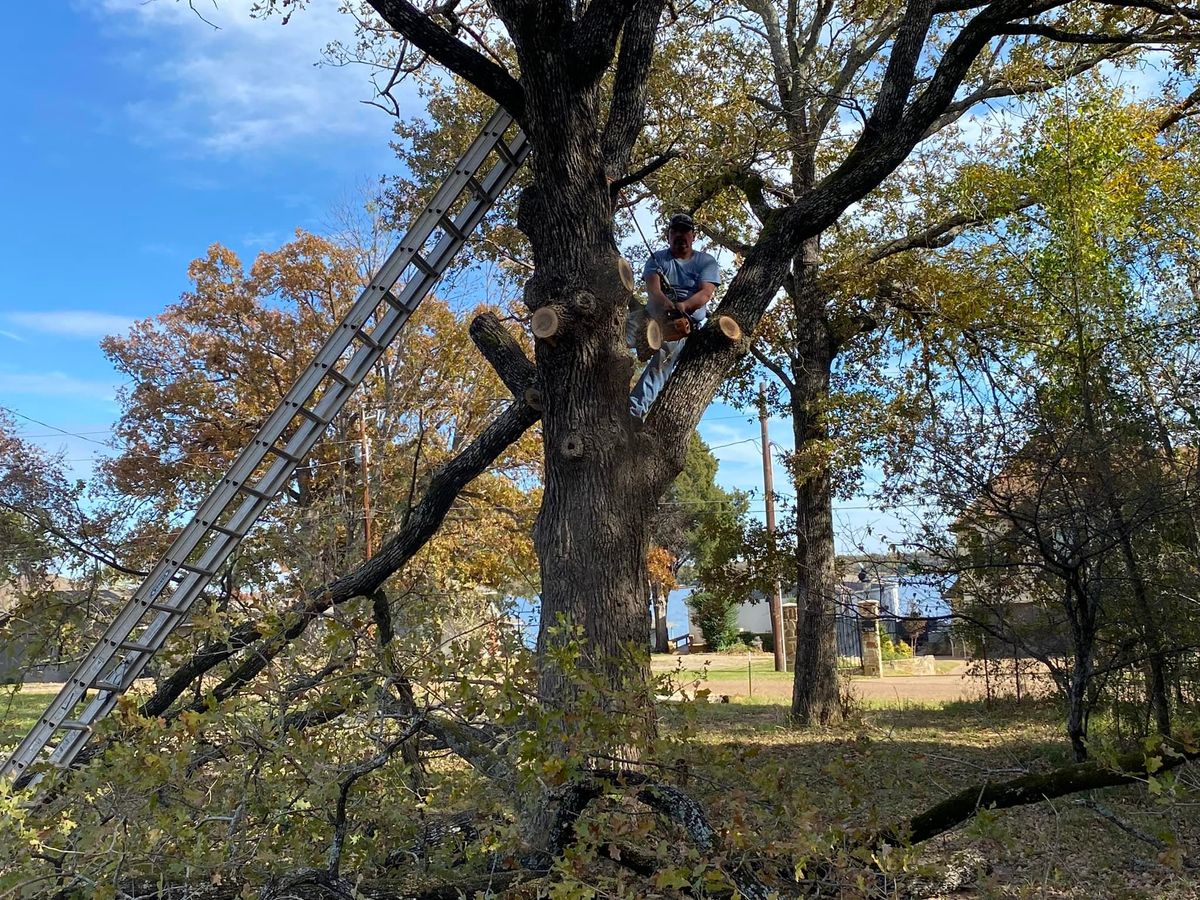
617;257;635;292
523;387;544;411
714;315;742;343
531;306;563;341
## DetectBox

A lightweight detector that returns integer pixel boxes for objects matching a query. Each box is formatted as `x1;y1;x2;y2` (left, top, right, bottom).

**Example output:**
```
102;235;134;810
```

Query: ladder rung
145;600;182;614
439;214;467;242
410;255;438;278
118;641;156;654
57;721;92;733
293;405;329;426
264;443;303;464
174;561;217;577
466;176;493;202
239;483;275;501
494;139;521;167
381;290;407;312
322;366;355;388
204;523;246;540
353;330;385;352
92;680;125;693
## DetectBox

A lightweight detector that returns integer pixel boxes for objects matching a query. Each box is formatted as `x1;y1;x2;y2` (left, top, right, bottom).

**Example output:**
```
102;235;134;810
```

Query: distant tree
891;90;1200;758
100;231;540;599
0;411;73;589
648;433;748;651
0;410;118;673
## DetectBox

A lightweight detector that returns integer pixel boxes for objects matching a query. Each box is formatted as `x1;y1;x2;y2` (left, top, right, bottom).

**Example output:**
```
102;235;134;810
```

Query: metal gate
835;600;863;668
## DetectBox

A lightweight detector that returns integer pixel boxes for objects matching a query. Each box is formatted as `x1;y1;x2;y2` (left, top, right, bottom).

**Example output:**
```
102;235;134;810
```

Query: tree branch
878;736;1200;846
33;401;536;792
700;223;753;256
999;22;1200;43
572;0;644;89
1094;0;1200;20
749;342;796;393
468;311;537;397
135;399;539;721
926;45;1129;136
601;0;668;178
865;0;937;135
636;783;774;899
1159;83;1200;131
610;150;680;193
365;0;525;119
0;502;148;579
865;197;1035;262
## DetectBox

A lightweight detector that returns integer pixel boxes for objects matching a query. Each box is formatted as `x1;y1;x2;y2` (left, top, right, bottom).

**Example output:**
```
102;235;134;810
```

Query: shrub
689;590;740;649
880;633;914;660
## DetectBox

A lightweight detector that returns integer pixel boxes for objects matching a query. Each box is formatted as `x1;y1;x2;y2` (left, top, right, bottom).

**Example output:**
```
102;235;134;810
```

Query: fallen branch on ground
877;735;1200;847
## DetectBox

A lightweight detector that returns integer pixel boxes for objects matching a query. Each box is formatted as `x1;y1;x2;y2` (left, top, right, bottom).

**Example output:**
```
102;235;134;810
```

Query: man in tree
629;213;720;418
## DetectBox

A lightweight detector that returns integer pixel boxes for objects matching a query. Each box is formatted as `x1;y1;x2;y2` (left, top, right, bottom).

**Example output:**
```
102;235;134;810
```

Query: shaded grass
656;696;1200;898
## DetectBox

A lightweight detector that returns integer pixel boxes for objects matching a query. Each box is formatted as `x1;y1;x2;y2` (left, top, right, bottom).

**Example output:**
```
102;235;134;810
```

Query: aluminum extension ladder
2;107;528;787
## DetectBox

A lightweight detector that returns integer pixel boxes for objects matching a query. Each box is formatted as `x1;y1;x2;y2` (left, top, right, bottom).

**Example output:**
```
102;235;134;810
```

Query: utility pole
359;407;374;562
759;383;788;672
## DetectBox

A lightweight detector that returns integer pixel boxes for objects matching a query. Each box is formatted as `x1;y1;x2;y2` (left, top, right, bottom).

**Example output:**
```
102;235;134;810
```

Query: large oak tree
340;0;1200;719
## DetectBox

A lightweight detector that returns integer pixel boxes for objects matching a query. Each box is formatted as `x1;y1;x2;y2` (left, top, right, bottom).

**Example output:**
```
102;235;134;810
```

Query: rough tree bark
787;240;843;725
494;2;667;712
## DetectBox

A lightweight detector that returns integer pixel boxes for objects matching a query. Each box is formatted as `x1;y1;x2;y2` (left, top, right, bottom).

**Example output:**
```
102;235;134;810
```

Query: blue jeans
629;338;686;419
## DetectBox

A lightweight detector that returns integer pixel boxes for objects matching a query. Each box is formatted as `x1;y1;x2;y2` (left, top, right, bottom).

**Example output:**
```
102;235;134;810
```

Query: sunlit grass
0;688;55;750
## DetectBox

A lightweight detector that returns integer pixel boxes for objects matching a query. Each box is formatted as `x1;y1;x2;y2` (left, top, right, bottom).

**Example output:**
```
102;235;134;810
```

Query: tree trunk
1147;657;1172;737
652;582;670;654
504;68;664;731
788;244;841;725
1066;659;1091;762
498;72;672;859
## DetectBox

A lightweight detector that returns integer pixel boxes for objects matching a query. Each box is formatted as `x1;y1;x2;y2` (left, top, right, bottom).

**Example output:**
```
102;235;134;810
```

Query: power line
16;429;114;439
2;407;114;448
707;437;760;451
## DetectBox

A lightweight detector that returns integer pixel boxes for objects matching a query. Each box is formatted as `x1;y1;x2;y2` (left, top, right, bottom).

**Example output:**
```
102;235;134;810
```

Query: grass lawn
0;687;56;749
652;651;984;704
0;696;47;748
5;676;1196;897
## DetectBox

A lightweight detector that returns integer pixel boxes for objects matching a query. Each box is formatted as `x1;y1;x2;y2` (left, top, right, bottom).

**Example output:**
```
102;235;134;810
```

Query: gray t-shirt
643;249;721;322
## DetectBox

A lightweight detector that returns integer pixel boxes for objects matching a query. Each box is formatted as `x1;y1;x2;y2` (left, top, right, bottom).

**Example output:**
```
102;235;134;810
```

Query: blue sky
0;1;911;558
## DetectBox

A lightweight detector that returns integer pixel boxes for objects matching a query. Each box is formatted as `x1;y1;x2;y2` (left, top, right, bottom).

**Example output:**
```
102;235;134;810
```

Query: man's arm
645;273;678;317
677;281;716;314
644;273;691;341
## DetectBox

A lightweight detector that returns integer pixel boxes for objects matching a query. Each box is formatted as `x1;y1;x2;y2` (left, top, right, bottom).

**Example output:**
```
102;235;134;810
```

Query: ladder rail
4;108;528;784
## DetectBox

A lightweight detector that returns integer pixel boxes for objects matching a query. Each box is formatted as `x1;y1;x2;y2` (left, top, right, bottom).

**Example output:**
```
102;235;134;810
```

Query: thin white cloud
5;311;135;340
0;330;26;343
0;372;118;403
93;0;411;158
242;230;284;248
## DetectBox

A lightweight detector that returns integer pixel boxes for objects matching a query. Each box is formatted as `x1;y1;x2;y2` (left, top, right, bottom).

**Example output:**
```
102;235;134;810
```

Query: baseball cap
667;213;696;231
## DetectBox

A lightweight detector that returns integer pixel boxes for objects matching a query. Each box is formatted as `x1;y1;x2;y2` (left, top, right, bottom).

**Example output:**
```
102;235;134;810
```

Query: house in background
689;555;946;656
